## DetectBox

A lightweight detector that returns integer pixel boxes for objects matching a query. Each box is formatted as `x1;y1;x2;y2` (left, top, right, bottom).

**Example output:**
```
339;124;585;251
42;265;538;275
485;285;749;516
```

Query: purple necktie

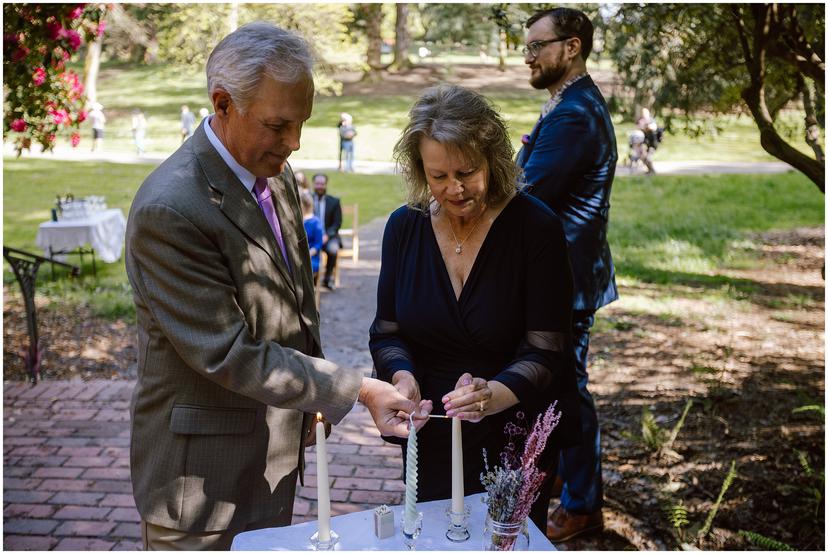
254;177;291;273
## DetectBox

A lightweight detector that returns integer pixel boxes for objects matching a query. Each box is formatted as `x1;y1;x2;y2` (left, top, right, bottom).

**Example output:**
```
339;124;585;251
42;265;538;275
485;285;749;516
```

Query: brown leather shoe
546;505;603;543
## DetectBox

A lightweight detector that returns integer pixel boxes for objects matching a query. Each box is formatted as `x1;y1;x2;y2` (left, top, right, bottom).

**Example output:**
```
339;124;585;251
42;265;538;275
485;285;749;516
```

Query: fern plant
697;460;737;540
738;530;794;551
664;499;690;543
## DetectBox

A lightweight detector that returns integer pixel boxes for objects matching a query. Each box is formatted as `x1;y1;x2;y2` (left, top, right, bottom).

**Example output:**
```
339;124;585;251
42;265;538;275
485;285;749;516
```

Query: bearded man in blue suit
516;7;618;543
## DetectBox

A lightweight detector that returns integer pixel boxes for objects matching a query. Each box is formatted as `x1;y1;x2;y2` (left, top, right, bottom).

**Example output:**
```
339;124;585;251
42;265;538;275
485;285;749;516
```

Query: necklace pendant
455;246;462;254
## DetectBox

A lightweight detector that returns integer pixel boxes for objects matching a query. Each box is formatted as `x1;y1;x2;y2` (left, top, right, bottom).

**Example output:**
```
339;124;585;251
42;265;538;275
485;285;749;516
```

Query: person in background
517;7;618;542
131;108;147;156
294;170;309;191
180;105;196;143
338;112;357;173
312;173;342;290
125;22;421;550
300;189;324;284
89;102;106;152
370;84;581;533
198;107;210;121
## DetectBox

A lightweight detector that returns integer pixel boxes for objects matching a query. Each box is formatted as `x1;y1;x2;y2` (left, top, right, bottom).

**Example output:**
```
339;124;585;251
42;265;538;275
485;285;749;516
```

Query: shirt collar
203;115;257;196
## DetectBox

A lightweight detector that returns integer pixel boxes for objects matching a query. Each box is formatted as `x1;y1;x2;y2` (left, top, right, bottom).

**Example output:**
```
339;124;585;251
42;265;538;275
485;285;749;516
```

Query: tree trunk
229;2;239;33
799;75;825;164
390;3;412;72
498;29;507;72
83;35;102;104
365;3;384;71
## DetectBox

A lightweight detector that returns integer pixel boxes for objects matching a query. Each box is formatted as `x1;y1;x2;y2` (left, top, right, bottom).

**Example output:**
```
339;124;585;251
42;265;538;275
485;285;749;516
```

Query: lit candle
451;416;464;514
316;413;331;542
403;414;418;535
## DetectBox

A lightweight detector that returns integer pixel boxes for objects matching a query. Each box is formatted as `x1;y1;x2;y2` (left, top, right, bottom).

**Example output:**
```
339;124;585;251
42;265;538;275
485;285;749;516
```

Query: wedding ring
478;400;485;412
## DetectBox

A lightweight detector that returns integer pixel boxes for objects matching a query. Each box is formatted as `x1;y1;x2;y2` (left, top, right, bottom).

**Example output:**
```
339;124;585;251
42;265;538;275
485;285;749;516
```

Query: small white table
231;493;555;551
36;209;126;275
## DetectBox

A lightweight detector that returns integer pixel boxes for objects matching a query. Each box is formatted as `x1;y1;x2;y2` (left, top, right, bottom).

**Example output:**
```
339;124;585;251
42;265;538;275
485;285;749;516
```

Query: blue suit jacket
517;75;618;311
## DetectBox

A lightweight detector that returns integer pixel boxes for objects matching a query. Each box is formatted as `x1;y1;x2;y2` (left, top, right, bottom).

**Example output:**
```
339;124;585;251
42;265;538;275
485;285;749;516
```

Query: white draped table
36;209;127;266
231;493;555;551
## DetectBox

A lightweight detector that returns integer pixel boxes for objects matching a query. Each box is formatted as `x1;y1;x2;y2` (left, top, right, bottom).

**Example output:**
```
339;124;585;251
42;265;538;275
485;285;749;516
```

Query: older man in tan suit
126;23;428;550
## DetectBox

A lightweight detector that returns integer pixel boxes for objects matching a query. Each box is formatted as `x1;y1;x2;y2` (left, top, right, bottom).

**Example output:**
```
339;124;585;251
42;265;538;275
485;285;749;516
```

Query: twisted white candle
403;413;418;535
315;413;331;542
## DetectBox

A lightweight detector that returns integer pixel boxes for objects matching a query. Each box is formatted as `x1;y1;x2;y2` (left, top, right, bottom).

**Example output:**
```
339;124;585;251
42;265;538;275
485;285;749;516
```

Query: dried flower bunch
481;401;562;527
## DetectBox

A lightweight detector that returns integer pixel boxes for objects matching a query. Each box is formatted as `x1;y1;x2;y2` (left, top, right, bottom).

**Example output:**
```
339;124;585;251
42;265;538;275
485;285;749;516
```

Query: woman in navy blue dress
369;85;581;531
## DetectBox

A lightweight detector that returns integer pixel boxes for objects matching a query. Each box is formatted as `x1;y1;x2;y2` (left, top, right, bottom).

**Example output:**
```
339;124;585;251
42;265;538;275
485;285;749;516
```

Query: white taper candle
451;416;464;514
315;413;331;542
403;414;419;535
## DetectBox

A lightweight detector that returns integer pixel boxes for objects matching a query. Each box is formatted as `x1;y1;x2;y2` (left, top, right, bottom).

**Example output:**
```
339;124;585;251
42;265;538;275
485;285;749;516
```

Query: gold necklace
447;209;486;255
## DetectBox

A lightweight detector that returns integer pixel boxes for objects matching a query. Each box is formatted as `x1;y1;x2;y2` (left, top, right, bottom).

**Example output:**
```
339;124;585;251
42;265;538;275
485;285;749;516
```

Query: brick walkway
3;217;404;550
3;380;403;550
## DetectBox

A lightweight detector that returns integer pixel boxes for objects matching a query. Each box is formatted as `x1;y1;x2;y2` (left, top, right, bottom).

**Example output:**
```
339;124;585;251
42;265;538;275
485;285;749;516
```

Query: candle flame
316;412;323;422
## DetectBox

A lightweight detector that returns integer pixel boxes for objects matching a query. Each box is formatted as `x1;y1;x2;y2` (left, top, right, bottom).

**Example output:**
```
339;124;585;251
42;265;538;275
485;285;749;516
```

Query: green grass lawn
2;157;405;319
4;156;822;322
46;62;816;165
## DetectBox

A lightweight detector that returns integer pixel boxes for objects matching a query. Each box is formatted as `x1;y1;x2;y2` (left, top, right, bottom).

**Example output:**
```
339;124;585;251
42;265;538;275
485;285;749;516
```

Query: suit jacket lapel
192;125;296;293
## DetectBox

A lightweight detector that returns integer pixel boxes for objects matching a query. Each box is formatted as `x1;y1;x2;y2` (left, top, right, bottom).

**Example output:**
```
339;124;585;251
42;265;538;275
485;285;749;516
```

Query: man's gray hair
206;22;314;113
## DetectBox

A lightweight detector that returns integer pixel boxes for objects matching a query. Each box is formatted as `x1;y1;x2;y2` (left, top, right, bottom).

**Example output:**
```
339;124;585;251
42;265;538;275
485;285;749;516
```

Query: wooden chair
333;204;359;287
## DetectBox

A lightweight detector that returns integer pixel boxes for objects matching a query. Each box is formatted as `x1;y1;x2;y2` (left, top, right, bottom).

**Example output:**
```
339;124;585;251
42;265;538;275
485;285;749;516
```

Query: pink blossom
10;119;27;132
64;29;82;51
12;46;30;62
47;134;57;144
46;20;63;40
71;132;81;147
32;67;47;86
75;110;87;123
50;109;70;126
68;5;84;19
96;20;107;37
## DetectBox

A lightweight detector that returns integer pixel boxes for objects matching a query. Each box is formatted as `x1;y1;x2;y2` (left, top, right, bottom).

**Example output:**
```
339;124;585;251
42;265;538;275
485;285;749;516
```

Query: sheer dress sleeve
491;212;574;412
369;210;420;383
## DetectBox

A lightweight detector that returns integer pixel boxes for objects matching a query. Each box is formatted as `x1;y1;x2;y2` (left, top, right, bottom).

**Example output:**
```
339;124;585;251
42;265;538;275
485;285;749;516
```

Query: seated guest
369;85;582;532
312;173;342;290
300;189;324;283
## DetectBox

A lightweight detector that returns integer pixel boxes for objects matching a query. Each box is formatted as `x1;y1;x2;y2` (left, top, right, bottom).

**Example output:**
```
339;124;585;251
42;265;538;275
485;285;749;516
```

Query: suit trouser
322;239;339;284
558;309;603;514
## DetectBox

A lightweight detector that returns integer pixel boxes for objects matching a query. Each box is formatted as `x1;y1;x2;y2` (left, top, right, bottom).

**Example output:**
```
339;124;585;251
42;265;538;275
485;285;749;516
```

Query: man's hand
359;377;430;437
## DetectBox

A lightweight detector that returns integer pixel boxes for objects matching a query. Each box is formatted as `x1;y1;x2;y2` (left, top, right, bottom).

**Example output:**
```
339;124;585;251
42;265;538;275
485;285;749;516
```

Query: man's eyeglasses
521;37;572;58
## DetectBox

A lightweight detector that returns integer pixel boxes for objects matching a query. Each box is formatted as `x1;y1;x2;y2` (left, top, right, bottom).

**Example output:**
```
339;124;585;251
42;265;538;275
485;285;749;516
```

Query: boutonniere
521;134;530;145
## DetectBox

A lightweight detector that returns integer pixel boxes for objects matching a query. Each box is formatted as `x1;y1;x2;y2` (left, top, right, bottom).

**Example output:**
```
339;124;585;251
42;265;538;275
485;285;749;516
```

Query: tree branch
738;3;825;192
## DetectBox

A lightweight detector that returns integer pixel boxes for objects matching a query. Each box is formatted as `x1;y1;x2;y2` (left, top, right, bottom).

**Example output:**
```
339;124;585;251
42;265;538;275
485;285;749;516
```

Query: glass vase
482;514;529;551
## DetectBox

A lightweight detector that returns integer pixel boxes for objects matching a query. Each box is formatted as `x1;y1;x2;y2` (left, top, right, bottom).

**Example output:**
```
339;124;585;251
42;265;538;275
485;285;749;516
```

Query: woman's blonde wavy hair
393;85;521;212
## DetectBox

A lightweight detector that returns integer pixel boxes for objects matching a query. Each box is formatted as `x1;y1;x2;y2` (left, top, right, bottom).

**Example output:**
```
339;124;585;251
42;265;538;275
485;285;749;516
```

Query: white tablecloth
231;493;555;551
36;209;126;263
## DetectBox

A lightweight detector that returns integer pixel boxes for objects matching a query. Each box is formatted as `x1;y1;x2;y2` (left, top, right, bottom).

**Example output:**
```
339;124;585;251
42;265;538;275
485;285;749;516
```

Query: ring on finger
478;400;485;412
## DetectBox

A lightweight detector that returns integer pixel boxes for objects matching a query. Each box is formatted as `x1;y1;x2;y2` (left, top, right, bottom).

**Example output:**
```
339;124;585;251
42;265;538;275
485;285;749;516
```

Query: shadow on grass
618;261;823;308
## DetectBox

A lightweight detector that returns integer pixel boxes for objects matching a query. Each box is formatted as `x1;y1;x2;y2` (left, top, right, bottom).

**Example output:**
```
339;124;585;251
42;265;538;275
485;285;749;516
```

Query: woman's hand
392;371;431;431
392;370;421;404
442;373;492;423
442;373;518;423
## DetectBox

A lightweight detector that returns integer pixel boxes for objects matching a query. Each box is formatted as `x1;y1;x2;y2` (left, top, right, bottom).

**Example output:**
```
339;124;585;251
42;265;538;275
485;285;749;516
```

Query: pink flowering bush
3;3;107;154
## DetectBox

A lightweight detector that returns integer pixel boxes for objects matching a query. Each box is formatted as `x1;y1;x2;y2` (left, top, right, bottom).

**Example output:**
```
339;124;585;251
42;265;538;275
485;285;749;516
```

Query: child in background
300;189;324;283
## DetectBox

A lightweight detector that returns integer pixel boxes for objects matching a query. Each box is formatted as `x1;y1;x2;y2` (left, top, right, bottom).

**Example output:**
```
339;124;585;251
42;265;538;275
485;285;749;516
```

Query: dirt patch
2;224;823;550
337;62;619;96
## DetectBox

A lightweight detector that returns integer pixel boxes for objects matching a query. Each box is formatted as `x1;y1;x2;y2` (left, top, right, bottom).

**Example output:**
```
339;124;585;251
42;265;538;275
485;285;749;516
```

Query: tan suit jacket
125;122;362;533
